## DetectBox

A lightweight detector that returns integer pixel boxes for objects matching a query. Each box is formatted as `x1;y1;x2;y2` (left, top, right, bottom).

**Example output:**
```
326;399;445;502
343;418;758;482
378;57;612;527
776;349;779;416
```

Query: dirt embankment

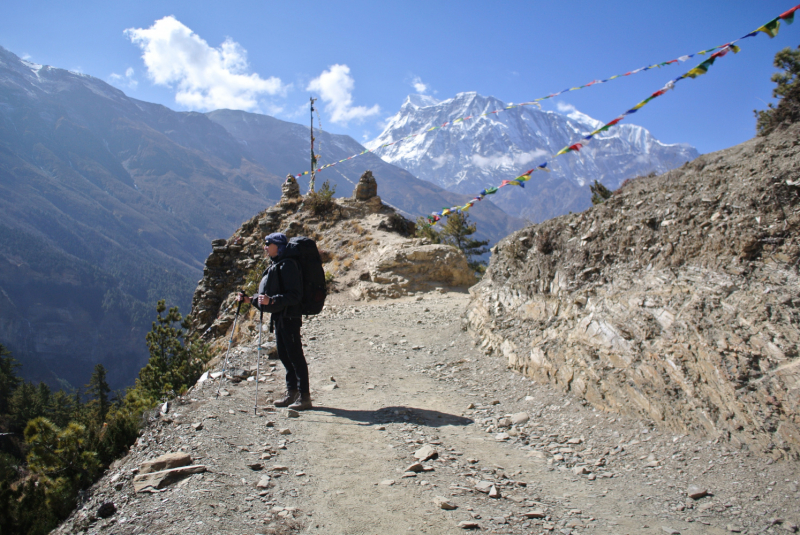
467;123;800;458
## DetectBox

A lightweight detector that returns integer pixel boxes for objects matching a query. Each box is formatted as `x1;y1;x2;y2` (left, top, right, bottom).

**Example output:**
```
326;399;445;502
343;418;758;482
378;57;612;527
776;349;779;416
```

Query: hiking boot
274;390;299;408
288;393;313;411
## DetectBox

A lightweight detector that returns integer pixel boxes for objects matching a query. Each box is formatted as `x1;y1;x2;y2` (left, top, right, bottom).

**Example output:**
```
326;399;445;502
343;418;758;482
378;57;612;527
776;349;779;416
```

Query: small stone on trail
406;462;424;473
475;481;493;494
467;403;475;409
688;486;708;499
510;412;529;425
256;475;271;488
495;433;510;441
375;425;386;431
458;521;480;529
491;400;500;405
287;409;300;418
572;466;589;475
522;510;546;519
279;428;292;435
219;389;230;396
381;479;395;486
247;462;263;471
265;421;275;427
323;383;338;391
488;485;501;499
433;496;457;510
414;445;438;461
661;528;680;535
726;525;743;533
191;422;203;431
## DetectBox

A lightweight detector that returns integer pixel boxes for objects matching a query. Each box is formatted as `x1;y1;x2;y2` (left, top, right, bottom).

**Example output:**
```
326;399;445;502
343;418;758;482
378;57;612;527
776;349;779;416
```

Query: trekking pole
254;309;263;415
216;295;244;399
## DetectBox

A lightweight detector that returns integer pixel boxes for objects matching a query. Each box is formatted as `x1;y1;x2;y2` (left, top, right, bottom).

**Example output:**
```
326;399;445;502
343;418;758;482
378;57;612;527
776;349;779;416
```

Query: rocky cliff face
466;123;800;458
190;171;476;342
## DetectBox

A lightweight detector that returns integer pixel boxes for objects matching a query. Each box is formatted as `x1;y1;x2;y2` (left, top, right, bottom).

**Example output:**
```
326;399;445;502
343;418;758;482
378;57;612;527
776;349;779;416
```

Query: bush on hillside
590;180;613;205
304;180;337;216
756;45;800;136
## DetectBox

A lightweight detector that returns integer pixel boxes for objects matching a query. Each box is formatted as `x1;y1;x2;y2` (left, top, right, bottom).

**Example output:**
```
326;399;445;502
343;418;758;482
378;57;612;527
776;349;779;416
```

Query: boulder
133;465;206;492
139;452;192;475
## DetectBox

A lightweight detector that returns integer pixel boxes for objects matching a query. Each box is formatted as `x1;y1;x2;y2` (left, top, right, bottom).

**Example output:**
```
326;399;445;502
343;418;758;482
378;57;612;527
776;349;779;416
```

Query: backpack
280;236;327;316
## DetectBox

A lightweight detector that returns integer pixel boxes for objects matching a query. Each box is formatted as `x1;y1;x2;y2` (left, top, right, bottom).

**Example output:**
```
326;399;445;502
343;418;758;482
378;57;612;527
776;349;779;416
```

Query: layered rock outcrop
466;123;800;458
191;172;475;340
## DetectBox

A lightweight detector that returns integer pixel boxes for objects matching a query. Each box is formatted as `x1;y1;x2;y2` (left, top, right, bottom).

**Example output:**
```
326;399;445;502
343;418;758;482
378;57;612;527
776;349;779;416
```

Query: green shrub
304;180;337;216
756;45;800;136
590;180;612;205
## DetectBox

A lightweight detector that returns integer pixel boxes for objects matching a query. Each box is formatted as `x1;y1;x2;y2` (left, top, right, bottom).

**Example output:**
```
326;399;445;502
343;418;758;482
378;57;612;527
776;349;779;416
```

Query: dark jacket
251;255;303;319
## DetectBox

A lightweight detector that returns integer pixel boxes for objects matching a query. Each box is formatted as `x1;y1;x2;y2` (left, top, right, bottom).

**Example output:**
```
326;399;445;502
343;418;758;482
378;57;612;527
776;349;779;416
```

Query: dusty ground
58;291;800;535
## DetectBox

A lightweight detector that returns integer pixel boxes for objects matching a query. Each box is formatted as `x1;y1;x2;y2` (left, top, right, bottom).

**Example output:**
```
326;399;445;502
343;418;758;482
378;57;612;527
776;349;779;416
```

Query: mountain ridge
368;91;699;222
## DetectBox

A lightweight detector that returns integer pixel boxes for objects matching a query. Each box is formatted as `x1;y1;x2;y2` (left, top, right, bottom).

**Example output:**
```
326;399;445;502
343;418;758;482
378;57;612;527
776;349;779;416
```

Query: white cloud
125;16;287;111
470;150;548;170
109;67;138;90
411;75;428;94
556;101;576;114
307;64;379;126
431;154;453;169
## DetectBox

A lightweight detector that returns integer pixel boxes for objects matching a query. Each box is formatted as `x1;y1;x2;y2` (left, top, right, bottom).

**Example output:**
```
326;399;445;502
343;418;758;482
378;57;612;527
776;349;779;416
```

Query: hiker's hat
265;232;288;255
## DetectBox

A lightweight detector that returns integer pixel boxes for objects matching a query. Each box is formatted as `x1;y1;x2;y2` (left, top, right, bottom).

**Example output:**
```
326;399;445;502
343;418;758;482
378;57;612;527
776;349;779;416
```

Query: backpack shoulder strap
274;258;299;292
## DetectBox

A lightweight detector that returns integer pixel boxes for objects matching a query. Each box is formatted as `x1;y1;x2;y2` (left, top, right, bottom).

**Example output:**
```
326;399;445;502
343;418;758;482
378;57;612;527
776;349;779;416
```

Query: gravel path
57;292;800;535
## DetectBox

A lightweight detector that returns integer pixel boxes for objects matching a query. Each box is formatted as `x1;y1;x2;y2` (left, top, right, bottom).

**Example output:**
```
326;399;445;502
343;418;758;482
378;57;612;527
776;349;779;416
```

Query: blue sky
1;1;798;156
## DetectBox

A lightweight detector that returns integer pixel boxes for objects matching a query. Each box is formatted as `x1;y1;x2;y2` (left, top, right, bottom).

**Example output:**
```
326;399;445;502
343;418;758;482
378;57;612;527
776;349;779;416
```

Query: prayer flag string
293;4;798;184
424;5;799;226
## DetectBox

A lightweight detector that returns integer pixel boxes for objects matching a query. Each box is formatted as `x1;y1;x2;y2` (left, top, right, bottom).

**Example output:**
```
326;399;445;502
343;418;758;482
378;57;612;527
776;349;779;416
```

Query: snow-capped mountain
367;92;699;222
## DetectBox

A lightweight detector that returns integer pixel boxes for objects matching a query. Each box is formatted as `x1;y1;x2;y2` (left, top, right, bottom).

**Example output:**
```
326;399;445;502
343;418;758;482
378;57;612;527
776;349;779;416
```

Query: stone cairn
353;170;378;200
281;174;301;200
352;170;382;213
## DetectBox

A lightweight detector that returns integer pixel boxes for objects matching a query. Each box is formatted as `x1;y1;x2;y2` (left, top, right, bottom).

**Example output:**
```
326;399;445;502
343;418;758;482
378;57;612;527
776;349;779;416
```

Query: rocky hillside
189;171;477;343
467;122;800;458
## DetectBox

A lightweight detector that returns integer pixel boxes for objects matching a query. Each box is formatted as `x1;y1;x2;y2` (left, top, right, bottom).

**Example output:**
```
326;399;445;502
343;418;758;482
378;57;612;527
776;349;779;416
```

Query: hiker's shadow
312;405;473;427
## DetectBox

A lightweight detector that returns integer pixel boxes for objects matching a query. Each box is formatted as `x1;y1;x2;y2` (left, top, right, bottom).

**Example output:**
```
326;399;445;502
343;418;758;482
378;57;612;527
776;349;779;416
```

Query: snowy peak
403;93;440;109
367;92;699;222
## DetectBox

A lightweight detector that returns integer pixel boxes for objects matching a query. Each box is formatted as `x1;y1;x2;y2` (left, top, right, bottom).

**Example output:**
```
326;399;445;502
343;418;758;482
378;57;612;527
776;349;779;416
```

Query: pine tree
438;213;490;273
590;180;612;205
415;217;442;243
137;300;209;400
24;417;99;519
756;45;800;135
48;390;75;429
9;382;38;431
86;364;110;422
0;344;20;415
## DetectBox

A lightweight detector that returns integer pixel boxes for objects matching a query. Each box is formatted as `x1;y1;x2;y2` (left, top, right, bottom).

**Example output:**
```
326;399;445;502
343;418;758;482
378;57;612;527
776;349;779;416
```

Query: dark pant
274;316;309;394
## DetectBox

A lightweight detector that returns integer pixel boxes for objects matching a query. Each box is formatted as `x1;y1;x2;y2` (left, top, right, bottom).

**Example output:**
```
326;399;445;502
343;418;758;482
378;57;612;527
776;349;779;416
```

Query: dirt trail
58;292;800;535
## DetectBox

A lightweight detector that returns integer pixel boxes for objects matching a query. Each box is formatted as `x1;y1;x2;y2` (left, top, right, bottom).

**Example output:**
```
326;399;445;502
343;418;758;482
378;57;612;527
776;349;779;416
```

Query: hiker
237;232;312;410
